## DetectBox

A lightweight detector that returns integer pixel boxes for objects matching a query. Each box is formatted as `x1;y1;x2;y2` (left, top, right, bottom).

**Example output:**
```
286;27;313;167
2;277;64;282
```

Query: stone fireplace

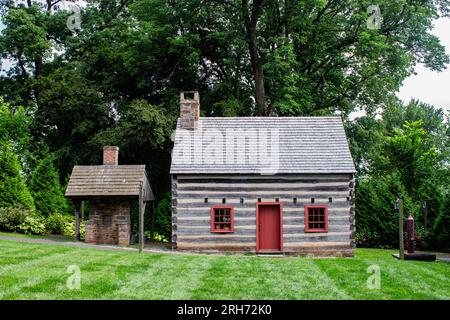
84;198;132;245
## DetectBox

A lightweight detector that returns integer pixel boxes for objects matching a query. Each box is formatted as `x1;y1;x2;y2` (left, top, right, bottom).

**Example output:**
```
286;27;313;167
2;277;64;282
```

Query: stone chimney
180;91;200;129
103;146;119;166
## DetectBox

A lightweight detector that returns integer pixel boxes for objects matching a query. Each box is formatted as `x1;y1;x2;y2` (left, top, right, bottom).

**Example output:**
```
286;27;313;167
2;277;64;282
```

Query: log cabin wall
172;173;356;256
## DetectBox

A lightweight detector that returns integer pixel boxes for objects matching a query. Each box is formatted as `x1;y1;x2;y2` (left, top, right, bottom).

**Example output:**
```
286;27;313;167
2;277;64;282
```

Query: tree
0;97;30;154
29;154;68;216
0;142;34;209
168;0;449;115
350;100;449;249
92;99;175;196
32;65;112;179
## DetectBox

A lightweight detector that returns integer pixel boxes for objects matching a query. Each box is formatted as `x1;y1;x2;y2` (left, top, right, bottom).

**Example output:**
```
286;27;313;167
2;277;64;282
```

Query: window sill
211;230;234;234
305;230;328;233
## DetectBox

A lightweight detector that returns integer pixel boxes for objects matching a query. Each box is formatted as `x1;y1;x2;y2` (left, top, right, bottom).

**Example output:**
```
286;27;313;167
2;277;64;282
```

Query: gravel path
0;235;178;255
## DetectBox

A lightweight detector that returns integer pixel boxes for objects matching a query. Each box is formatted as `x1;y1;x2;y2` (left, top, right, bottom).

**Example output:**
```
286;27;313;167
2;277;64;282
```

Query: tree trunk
242;0;267;116
248;32;266;116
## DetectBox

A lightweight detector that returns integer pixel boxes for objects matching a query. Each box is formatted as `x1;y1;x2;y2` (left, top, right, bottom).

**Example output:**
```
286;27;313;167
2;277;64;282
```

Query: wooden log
176;191;350;198
175;199;351;208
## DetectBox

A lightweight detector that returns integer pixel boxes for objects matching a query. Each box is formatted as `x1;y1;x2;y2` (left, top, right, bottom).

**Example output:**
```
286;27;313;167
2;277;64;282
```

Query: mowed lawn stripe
20;251;143;300
251;258;351;299
313;256;390;299
112;254;215;299
0;248;121;299
0;247;74;276
360;254;449;299
191;257;350;299
190;256;259;300
0;240;449;300
0;242;68;266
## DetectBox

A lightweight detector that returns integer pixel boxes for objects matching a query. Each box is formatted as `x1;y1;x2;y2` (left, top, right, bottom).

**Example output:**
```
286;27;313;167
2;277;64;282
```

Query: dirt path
0;235;179;255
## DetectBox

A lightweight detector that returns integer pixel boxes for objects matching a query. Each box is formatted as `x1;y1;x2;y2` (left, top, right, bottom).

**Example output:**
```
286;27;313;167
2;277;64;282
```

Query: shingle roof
170;117;356;174
65;165;154;201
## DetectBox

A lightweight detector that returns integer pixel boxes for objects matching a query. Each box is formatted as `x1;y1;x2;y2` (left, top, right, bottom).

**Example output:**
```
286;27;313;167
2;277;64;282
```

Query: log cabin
170;92;356;256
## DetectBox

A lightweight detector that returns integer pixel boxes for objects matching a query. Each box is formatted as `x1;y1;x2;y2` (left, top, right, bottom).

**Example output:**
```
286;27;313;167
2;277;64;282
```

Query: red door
257;203;282;252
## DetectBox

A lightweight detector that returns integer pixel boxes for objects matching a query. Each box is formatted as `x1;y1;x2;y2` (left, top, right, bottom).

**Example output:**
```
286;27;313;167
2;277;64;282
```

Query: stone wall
85;197;131;245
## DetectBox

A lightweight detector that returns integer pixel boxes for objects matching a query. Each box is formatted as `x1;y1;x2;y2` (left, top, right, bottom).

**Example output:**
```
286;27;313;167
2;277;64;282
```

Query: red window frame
304;205;328;233
210;206;234;233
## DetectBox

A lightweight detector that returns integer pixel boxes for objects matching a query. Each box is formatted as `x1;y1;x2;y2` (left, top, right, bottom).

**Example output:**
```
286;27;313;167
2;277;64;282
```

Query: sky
396;17;450;113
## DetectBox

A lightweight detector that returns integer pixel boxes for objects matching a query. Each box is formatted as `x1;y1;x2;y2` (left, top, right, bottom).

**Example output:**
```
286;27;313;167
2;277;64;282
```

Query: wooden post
151;201;155;240
74;201;81;242
139;181;144;253
398;197;405;260
81;200;85;221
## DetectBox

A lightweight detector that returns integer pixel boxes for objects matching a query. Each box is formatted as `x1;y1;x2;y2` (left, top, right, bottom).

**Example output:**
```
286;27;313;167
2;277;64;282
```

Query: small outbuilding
170;92;356;256
65;146;154;247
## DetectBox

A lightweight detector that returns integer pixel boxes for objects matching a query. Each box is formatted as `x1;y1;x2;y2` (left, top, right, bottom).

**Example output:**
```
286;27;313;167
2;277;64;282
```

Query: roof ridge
196;116;342;119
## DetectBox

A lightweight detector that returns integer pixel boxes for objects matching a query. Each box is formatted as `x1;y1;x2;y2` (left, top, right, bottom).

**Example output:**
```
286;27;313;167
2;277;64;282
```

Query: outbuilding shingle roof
65;165;154;201
170;117;356;174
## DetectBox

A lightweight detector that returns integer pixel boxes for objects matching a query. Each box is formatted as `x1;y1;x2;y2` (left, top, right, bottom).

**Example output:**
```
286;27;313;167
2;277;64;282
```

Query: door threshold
257;251;283;256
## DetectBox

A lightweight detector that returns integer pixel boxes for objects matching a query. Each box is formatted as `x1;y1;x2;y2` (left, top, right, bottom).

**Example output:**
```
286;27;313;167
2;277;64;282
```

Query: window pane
213;207;233;232
307;207;327;231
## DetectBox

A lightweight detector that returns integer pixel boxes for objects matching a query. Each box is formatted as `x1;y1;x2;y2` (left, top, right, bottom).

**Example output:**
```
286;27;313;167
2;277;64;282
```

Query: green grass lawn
0;239;449;300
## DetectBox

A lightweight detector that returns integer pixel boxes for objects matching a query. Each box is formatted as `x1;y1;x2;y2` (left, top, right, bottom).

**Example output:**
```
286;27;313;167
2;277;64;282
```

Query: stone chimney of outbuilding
103;146;119;166
180;91;200;129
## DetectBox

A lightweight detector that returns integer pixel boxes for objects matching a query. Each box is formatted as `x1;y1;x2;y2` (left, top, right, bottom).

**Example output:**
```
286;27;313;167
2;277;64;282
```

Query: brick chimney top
180;91;200;130
103;146;119;165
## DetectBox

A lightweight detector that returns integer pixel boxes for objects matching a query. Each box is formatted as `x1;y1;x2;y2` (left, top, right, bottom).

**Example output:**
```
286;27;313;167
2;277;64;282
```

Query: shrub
19;215;46;235
355;173;417;248
45;212;72;234
431;193;450;251
0;207;32;232
144;231;169;243
62;220;85;240
154;192;172;241
0;142;34;210
29;155;68;216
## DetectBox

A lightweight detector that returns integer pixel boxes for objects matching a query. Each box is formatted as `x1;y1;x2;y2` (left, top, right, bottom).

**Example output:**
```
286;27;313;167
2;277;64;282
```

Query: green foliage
29;154;68;216
45;212;72;234
0;142;34;210
0;207;32;232
154;192;172;241
355;173;416;248
32;65;112;177
352;100;449;249
430;192;450;251
62;220;85;240
144;231;169;243
0;6;50;72
0;97;30;151
19;214;46;235
93;99;174;151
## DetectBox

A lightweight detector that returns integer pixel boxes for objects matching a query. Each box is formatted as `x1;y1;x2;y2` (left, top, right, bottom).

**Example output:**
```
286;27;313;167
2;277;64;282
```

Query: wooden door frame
256;202;283;253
